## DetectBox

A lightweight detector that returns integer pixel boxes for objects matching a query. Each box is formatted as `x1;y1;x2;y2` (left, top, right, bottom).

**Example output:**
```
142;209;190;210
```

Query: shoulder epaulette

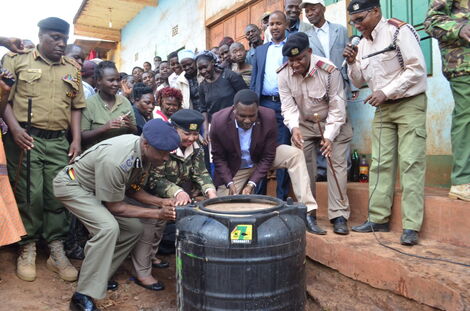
388;18;407;29
276;62;288;74
6;51;18;57
64;57;81;70
316;60;336;73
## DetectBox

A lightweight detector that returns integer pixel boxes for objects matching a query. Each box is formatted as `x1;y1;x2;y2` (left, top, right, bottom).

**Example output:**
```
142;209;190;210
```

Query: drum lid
199;195;283;216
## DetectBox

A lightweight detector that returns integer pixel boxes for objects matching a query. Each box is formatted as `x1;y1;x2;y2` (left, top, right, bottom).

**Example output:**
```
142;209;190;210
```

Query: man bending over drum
210;89;325;234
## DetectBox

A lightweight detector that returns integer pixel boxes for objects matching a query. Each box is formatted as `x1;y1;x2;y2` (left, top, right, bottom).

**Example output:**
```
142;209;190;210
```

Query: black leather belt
19;123;65;139
261;95;281;102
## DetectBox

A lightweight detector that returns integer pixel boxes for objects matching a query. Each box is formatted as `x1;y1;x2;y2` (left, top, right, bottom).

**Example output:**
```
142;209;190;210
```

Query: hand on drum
175;191;191;206
158;205;176;220
228;183;238;196
242;184;254;195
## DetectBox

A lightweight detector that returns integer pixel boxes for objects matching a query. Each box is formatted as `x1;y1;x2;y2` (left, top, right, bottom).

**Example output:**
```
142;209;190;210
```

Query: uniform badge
352;3;360;11
291;48;299;56
66;90;77;98
120;156;135;172
189;123;197;130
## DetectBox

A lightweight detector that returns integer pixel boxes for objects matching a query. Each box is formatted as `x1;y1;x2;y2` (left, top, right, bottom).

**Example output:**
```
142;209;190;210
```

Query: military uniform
147;142;215;198
131;109;214;280
2;48;85;244
424;0;470;193
348;16;428;231
81;93;136;149
280;53;352;221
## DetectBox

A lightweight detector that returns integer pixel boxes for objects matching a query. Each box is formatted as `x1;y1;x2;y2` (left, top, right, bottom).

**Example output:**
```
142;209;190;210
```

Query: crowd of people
0;0;468;310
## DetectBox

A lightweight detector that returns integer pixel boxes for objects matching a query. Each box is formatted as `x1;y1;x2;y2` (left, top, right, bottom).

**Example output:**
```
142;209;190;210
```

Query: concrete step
306;226;470;311
315;182;470;248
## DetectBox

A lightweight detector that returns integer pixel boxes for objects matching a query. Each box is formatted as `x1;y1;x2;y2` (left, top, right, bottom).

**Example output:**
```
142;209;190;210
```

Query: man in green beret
2;17;85;282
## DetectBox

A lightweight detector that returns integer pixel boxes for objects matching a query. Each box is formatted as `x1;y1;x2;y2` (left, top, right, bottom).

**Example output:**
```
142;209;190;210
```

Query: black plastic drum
176;195;306;311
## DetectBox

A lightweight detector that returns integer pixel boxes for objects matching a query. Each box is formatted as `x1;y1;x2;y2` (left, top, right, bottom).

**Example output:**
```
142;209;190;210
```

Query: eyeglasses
349;10;371;25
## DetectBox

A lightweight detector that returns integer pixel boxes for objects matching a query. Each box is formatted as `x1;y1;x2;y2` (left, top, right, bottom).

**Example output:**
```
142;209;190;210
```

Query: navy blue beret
348;0;380;14
282;32;310;57
38;17;70;35
170;109;204;132
143;119;180;151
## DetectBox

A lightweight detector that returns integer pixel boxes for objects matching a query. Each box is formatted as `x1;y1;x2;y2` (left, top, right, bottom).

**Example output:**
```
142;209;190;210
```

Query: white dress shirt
314;21;330;59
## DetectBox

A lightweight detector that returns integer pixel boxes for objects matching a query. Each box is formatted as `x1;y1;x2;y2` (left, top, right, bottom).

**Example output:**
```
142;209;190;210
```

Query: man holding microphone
343;0;427;245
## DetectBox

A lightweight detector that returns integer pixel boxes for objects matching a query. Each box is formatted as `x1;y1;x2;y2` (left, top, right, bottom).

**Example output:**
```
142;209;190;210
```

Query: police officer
2;17;84;282
279;32;352;235
131;109;216;291
53;119;180;311
343;0;427;245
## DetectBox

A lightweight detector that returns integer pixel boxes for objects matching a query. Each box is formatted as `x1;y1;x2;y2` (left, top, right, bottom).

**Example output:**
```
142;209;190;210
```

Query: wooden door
207;0;284;49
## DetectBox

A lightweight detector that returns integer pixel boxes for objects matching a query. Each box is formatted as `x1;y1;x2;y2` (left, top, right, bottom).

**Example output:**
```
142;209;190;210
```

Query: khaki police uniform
280;55;352;220
81;93;136;149
2;48;85;244
131;141;215;279
53;134;149;299
348;17;427;230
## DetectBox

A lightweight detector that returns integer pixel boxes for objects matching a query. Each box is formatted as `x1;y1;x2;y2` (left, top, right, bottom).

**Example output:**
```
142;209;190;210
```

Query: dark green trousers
368;94;427;231
449;75;470;186
4;133;70;244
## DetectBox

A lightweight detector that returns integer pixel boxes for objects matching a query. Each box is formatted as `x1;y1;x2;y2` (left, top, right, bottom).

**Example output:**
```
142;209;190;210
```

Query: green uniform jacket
146;142;215;198
424;0;470;79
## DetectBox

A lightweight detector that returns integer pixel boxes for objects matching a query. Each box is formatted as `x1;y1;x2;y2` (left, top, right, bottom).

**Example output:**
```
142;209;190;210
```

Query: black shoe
152;260;169;269
331;216;349;235
66;244;85;260
107;280;119;291
305;214;327;235
70;292;100;311
352;220;390;233
134;279;165;291
400;229;419;246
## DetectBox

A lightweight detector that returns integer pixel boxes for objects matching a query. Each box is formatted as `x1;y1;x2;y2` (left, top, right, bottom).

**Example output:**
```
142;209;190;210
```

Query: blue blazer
250;42;287;97
305;22;358;92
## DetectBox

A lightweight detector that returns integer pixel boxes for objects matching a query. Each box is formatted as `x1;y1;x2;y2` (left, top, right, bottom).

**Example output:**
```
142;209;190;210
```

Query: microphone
342;36;361;69
362;44;396;60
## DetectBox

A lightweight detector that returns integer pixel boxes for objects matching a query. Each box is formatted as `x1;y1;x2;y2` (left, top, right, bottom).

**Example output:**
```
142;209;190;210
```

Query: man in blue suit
302;0;358;183
250;11;291;200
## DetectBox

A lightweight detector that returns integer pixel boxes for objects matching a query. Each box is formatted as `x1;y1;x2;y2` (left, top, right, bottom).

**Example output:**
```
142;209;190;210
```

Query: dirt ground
0;244;322;311
0;243;177;311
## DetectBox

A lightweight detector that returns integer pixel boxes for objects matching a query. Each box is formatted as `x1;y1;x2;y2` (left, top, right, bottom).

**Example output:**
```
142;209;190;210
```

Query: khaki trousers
217;145;318;211
369;94;427;231
300;121;352;220
53;169;143;299
131;217;167;279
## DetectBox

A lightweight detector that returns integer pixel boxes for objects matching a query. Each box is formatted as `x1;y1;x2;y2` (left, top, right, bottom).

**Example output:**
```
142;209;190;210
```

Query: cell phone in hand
0;69;15;87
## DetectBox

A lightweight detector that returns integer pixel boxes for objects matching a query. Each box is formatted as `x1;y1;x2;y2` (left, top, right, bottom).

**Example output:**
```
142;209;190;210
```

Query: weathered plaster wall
120;0;207;73
328;1;454;187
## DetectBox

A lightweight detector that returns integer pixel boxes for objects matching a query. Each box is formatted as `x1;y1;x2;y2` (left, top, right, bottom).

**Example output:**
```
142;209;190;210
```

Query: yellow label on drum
231;225;253;244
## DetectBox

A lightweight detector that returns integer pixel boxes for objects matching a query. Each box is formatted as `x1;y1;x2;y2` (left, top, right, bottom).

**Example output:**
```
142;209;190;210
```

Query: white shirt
82;81;95;99
314;21;330;60
348;17;426;100
168;72;179;88
262;39;286;96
